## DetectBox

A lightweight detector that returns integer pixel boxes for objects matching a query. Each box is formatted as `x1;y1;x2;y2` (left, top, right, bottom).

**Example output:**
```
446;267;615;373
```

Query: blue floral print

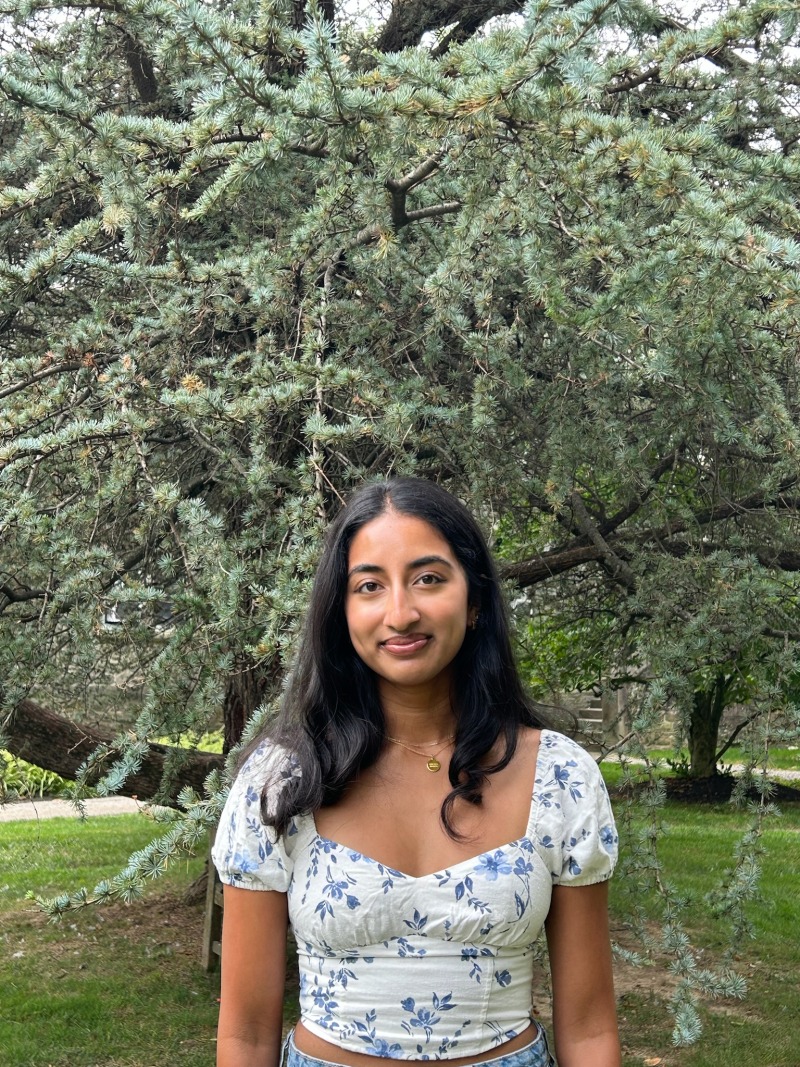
600;824;617;850
404;909;428;932
475;851;513;880
390;937;427;958
401;993;458;1043
461;945;495;982
212;731;618;1060
353;1010;404;1057
315;868;360;920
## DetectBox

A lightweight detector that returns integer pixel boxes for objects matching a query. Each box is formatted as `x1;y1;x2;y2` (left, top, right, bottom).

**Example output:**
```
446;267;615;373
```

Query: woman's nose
384;587;421;630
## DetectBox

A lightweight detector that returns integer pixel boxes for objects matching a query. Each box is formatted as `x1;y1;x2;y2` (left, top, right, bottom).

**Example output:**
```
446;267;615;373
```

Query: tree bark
292;0;335;29
2;697;223;805
119;30;159;103
222;656;272;754
375;0;522;53
688;674;728;778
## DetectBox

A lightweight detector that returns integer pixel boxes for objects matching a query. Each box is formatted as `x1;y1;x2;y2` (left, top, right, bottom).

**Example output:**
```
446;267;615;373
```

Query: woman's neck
379;678;456;742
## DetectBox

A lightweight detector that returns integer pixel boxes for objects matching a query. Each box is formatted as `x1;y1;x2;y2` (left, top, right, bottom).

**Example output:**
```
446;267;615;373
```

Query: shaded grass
0;813;219;1067
599;749;800;794
610;801;800;1067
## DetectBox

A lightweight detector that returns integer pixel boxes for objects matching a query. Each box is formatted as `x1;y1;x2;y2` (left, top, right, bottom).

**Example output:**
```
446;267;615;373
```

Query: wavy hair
255;477;549;839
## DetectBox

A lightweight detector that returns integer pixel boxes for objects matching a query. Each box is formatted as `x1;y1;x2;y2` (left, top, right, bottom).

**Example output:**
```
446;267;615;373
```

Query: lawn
609;800;800;1066
0;814;220;1067
643;746;800;773
1;799;798;1067
599;746;800;791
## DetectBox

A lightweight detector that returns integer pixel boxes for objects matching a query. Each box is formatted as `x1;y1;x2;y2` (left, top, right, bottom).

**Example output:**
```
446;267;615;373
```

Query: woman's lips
381;635;430;655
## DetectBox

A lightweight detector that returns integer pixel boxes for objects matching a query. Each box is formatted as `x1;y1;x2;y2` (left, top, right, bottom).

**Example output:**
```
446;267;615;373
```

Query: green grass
0;813;220;1067
646;745;800;771
705;745;799;771
609;801;800;1067
599;745;800;791
2;801;799;1067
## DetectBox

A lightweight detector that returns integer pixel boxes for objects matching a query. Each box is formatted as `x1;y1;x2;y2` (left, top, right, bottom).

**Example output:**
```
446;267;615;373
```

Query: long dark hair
255;477;549;838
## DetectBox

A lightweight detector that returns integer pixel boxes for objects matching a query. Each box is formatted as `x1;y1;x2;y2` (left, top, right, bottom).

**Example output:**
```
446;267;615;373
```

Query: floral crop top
212;730;618;1060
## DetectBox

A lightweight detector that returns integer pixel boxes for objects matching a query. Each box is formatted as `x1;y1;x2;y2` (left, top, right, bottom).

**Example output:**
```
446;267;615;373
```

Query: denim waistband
281;1024;555;1067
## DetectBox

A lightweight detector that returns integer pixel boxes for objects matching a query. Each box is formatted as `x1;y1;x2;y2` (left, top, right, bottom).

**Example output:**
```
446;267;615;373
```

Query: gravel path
732;765;800;781
0;795;143;823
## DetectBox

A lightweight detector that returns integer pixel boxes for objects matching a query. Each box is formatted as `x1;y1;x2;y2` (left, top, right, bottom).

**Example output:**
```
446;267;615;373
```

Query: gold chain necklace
385;733;454;773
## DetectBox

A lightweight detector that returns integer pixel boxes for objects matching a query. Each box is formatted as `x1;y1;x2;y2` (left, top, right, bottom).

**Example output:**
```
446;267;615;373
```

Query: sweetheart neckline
303;729;557;880
307;826;536;882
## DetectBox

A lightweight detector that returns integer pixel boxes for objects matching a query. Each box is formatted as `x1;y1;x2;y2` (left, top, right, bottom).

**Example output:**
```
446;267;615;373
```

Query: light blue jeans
281;1025;556;1067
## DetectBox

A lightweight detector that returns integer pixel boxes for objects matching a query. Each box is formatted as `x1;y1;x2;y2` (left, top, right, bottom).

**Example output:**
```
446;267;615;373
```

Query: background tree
1;0;799;1040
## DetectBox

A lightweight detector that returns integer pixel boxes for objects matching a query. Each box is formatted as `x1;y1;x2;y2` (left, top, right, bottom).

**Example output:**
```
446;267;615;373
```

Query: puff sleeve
211;740;298;892
552;737;619;887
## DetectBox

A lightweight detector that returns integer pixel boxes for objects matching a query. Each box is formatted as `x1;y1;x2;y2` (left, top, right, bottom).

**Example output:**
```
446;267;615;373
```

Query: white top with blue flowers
212;729;618;1061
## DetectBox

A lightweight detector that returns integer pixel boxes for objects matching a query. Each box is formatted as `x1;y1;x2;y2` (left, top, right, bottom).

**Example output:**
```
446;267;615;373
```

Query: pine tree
1;0;799;1041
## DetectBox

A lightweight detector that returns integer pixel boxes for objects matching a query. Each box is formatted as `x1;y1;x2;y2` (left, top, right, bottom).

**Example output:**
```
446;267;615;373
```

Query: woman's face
344;509;473;695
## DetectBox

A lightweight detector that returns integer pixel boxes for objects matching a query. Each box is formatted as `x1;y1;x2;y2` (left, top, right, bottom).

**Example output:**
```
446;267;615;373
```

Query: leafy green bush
0;751;75;801
155;731;224;754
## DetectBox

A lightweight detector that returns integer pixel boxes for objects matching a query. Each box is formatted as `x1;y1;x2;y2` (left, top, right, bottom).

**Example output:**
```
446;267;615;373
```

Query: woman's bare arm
217;884;289;1067
544;880;621;1067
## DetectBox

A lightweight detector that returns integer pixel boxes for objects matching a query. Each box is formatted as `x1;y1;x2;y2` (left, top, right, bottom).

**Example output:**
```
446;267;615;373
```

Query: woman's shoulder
239;736;298;776
533;729;607;789
516;725;590;760
536;727;595;756
231;737;301;808
213;737;303;890
532;730;619;883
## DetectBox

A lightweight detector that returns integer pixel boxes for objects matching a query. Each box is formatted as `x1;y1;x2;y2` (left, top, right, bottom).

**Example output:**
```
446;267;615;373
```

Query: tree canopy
1;0;800;1041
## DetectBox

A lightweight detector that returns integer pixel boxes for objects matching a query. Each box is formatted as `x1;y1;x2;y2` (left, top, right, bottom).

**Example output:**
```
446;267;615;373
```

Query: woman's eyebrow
409;555;453;570
347;555;453;579
348;563;384;578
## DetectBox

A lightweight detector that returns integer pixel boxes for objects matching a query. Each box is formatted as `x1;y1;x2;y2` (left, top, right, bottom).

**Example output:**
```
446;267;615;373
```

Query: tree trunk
375;0;522;53
2;697;222;805
222;656;273;753
688;674;728;778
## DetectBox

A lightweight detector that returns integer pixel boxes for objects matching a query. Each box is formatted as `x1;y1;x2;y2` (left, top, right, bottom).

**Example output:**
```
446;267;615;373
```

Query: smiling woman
212;478;621;1067
344;511;473;700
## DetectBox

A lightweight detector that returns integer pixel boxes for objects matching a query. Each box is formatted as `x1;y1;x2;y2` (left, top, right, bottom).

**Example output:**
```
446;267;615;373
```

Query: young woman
212;478;620;1067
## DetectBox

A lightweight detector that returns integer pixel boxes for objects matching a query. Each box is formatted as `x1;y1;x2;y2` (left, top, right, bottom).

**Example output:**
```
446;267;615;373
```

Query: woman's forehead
348;510;458;566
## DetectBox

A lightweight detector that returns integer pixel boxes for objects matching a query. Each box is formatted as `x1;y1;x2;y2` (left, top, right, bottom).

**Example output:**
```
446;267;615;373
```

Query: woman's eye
417;573;443;585
356;581;380;593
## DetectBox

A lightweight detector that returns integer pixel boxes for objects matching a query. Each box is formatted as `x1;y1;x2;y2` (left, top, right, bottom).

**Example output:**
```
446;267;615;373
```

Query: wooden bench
202;841;223;971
